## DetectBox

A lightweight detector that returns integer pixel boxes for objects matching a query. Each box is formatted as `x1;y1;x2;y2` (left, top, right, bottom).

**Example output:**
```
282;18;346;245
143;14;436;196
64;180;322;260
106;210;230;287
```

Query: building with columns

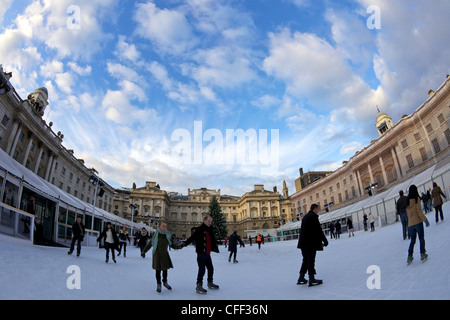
0;65;115;214
291;75;450;218
113;181;292;239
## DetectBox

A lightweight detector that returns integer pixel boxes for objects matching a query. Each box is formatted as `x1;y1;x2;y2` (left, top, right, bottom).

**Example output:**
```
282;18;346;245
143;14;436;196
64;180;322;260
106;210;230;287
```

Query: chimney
299;167;304;176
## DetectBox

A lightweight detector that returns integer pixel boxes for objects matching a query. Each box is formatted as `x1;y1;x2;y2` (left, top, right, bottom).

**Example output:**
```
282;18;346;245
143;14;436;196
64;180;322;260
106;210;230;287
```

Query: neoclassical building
113;181;291;239
0;65;115;215
291;75;450;217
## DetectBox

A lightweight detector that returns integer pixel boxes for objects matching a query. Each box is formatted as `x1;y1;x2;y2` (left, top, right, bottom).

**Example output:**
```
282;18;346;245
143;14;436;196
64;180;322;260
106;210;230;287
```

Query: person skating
68;216;85;257
182;215;219;294
228;230;244;263
256;234;262;249
431;182;446;223
297;204;328;287
329;221;335;239
406;184;430;264
347;217;354;237
138;227;151;258
143;220;181;293
97;222;119;263
118;226;131;257
396;190;409;240
368;213;375;231
334;221;341;239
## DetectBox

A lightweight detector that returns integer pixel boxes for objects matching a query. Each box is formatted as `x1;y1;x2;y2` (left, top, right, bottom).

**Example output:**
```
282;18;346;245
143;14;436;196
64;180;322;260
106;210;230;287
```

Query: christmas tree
208;195;228;241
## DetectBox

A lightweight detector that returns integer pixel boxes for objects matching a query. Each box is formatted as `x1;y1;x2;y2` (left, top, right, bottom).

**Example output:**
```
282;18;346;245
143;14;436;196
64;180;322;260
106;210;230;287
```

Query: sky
1;0;449;196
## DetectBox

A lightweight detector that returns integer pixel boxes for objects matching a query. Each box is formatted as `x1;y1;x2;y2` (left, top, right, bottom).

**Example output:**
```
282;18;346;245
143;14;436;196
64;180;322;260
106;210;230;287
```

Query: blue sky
1;0;449;196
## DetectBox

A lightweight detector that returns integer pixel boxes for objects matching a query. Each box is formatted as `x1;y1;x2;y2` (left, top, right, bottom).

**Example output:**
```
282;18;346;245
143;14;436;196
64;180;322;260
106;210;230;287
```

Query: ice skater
97;222;119;263
368;213;375;231
228;230;244;263
138;227;151;258
182;215;220;294
68;216;85;257
118;226;131;257
347;217;354;237
297;204;328;287
396;190;409;240
431;182;446;223
406;185;430;264
143;220;181;293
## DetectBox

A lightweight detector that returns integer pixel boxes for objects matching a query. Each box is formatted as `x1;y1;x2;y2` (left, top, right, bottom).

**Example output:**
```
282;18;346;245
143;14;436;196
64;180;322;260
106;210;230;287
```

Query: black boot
297;273;307;285
196;283;207;294
308;277;323;287
207;281;219;290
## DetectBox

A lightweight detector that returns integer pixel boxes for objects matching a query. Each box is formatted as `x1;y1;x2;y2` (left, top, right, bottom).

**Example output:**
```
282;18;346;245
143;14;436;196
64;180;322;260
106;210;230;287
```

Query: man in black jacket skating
297;204;328;286
68;216;86;257
182;215;220;294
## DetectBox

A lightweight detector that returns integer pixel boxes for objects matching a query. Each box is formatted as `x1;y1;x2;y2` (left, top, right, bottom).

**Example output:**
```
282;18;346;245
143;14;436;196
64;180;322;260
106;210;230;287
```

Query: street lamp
88;174;104;229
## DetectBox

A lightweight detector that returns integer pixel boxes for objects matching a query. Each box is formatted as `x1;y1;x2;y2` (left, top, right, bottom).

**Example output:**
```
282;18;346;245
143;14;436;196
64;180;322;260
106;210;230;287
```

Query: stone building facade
291;75;450;218
113;181;292;239
0;65;115;213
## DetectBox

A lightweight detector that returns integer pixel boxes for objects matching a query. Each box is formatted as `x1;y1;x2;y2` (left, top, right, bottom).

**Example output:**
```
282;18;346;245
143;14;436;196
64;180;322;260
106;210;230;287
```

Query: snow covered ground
1;203;449;300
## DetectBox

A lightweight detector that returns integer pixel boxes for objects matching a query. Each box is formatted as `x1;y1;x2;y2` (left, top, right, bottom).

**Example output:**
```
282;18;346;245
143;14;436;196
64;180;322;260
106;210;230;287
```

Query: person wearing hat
431;182;447;223
97;222;119;263
228;230;245;263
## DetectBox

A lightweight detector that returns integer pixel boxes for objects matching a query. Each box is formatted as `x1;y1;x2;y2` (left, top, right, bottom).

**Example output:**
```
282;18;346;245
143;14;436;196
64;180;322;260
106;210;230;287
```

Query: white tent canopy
0;148;149;231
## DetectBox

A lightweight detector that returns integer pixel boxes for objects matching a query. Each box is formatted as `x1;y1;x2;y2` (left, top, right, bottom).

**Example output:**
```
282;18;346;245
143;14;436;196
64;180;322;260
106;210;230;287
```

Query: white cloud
115;35;141;64
101;80;156;125
263;28;390;124
55;72;74;94
192;46;257;88
134;1;198;55
340;141;363;155
67;62;91;76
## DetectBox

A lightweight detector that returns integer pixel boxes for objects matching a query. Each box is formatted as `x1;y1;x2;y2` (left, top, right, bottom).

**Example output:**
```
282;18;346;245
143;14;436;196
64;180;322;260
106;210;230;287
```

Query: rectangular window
431;138;441;154
1;114;10;127
419;147;428;162
406;154;414;169
445;129;450;145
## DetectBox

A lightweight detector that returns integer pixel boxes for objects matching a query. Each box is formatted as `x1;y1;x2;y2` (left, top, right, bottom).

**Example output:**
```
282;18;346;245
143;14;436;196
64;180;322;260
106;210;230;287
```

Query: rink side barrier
276;163;449;241
0;202;34;242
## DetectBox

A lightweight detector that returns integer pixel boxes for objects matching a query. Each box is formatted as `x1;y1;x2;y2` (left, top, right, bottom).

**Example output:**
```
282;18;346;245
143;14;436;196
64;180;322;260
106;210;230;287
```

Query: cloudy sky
1;0;449;196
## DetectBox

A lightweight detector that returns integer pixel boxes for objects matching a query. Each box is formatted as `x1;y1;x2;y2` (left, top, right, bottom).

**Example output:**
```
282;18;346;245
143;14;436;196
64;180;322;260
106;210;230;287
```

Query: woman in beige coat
406;185;430;264
431;182;446;223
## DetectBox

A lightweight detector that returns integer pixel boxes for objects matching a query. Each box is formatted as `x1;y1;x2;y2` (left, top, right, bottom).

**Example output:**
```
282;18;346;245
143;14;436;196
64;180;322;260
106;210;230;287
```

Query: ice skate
233;259;238;263
163;281;172;290
207;281;219;290
156;283;161;293
196;283;207;294
421;253;428;262
308;277;323;287
407;255;413;265
297;274;307;285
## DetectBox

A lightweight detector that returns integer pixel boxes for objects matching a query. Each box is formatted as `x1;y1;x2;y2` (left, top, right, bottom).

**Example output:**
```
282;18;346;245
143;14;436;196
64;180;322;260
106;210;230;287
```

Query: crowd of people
66;182;446;293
